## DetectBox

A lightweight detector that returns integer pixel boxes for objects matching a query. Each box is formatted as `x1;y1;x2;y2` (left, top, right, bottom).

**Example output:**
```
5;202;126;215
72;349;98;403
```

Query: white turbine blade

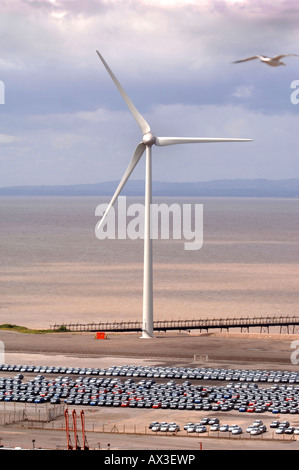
96;50;151;135
155;137;253;146
96;142;145;230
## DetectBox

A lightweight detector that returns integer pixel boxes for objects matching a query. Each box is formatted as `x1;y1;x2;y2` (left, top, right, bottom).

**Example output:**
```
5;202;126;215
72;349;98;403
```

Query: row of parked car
0;363;298;384
149;421;180;432
0;369;299;416
150;419;299;436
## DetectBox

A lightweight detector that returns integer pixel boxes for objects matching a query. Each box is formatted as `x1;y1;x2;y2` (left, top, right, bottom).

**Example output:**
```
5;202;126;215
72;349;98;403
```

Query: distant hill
0;179;298;197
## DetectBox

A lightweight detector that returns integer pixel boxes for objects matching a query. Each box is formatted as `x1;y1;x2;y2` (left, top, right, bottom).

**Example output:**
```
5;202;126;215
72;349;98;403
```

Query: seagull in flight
233;54;299;67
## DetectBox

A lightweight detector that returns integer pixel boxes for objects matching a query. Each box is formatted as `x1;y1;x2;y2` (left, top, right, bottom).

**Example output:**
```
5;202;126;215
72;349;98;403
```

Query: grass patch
0;324;68;334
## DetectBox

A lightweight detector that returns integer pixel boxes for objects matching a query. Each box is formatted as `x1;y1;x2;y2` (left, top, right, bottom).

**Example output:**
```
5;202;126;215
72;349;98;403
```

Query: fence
9;419;296;442
0;410;27;426
0;404;65;426
0;407;296;445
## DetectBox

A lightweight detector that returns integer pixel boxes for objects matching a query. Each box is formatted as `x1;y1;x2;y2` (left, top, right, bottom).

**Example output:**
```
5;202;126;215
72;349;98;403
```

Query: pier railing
51;315;299;334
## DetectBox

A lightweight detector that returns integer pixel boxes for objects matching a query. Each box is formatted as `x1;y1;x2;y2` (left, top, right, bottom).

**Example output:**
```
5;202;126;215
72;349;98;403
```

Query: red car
247;407;255;413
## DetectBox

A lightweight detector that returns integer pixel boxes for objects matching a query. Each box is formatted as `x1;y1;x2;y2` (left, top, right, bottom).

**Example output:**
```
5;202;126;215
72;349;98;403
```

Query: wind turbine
96;51;252;338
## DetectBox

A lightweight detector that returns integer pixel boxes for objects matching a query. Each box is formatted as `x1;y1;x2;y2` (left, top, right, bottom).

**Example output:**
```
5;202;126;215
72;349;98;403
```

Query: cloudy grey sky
0;0;299;187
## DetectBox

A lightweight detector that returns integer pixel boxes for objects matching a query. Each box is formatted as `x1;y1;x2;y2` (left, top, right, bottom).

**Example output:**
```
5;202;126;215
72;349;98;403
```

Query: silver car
151;424;160;432
195;425;207;433
168;424;180;432
160;423;169;432
250;428;262;435
219;424;229;432
231;427;242;435
210;424;220;431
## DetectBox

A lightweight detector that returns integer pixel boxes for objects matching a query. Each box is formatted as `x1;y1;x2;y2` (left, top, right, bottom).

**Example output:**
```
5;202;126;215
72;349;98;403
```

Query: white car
149;421;159;429
186;425;196;433
184;422;194;430
168;424;180;432
219;425;229;432
253;420;263;426
210;424;220;431
231;427;242;435
160;424;169;432
151;424;160;432
250;428;261;435
228;425;239;432
195;425;207;433
275;427;285;434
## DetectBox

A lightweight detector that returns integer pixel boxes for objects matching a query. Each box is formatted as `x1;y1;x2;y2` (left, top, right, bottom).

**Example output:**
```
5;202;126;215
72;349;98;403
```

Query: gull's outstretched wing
272;54;299;60
232;55;264;63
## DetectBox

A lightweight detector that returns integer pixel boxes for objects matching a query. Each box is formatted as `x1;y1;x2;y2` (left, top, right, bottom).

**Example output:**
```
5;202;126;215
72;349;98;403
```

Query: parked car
151;424;160;432
195;425;207;433
168;424;180;432
184;422;194;430
219;424;229;432
210;424;220;431
149;421;159;429
270;420;280;428
208;418;219;425
275;427;285;434
284;427;295;434
231;427;242;435
250;428;262;435
159;423;169;432
186;425;196;433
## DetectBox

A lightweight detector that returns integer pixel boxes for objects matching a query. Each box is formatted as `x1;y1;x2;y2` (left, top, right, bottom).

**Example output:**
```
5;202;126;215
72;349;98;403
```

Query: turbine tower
96;51;252;338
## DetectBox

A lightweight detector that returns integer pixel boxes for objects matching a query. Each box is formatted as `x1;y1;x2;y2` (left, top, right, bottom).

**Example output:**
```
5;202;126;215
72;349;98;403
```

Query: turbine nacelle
142;132;156;147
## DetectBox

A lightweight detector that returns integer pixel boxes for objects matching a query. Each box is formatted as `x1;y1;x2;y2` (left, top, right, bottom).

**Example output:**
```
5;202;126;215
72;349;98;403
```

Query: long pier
51;315;299;334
